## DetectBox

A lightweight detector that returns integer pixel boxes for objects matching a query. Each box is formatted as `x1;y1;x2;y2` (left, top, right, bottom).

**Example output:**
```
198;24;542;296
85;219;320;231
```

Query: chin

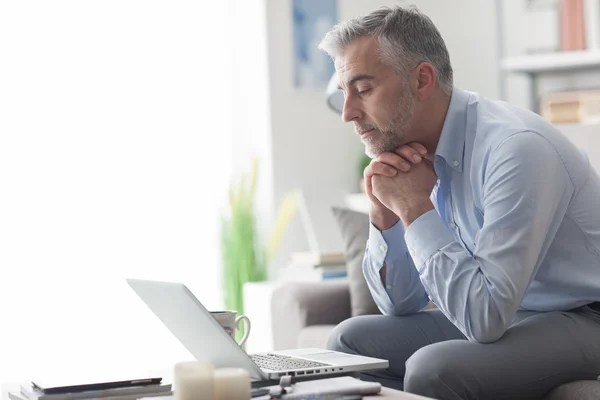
364;147;377;158
364;139;403;158
364;145;389;158
362;141;379;158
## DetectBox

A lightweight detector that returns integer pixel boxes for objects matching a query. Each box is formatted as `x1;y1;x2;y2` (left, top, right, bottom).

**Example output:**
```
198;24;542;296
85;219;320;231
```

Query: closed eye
358;88;372;96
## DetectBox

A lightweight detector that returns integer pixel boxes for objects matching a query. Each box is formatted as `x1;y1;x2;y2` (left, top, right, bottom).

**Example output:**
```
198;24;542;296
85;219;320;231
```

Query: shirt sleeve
404;131;574;343
363;219;430;315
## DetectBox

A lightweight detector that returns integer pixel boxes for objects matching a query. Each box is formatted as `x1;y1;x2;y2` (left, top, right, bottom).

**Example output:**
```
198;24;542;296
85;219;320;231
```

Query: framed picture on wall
292;0;338;89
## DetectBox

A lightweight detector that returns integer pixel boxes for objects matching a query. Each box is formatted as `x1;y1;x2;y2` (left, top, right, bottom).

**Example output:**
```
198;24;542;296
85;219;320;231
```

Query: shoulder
462;91;589;188
467;95;574;172
493;130;558;158
467;92;547;151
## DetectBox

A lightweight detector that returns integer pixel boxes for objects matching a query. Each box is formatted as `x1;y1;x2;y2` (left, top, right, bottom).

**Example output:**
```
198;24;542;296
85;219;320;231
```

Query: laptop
126;279;388;381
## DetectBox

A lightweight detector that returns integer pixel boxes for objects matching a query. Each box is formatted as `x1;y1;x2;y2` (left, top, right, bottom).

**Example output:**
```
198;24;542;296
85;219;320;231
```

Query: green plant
221;158;265;321
358;153;371;179
220;157;298;342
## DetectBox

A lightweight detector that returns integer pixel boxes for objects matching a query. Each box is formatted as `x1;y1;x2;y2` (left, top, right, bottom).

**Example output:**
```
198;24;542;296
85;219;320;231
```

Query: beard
356;90;415;158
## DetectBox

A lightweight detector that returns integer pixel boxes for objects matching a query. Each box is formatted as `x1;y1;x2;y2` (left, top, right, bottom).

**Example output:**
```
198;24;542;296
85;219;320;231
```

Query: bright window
0;1;233;382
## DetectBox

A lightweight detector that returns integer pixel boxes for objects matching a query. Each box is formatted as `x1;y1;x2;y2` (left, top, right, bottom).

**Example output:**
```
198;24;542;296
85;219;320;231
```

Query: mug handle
235;315;251;347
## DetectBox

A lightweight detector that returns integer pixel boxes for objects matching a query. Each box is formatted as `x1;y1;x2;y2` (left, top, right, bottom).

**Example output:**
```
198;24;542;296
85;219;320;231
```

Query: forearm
369;204;400;231
364;222;429;315
392;198;435;228
405;211;544;343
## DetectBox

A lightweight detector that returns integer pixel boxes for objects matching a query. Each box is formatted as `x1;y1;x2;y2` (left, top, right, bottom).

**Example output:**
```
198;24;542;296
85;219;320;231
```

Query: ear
412;62;436;100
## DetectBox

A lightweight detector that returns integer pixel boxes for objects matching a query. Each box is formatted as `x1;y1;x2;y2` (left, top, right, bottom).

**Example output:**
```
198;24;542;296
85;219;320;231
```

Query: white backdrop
0;0;233;382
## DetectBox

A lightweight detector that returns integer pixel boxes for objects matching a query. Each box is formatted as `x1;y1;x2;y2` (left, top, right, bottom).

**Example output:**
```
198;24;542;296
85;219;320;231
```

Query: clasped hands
364;142;438;229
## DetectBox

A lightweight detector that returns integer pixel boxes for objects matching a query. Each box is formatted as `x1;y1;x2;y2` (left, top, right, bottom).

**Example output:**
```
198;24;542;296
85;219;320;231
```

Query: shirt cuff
368;220;408;269
404;209;454;271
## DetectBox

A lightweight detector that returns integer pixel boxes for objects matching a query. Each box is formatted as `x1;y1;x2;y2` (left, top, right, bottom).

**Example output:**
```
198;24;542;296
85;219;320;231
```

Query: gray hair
319;6;453;95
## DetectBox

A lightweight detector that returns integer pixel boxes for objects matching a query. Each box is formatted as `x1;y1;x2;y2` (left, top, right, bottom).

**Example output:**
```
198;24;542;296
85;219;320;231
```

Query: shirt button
386;284;392;290
450;222;456;229
409;248;415;256
453;160;459;167
379;244;386;252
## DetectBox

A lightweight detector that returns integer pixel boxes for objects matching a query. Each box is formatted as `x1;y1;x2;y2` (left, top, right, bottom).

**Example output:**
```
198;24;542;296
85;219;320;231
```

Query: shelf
502;50;600;74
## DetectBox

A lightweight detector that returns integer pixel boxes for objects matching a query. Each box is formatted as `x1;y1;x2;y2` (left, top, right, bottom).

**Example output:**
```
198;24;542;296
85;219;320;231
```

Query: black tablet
31;376;162;394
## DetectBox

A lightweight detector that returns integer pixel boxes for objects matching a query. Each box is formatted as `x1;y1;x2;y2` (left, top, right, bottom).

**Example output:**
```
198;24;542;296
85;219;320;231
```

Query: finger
365;172;373;194
375;153;411;172
395;145;423;164
365;173;379;202
406;142;428;156
364;160;398;178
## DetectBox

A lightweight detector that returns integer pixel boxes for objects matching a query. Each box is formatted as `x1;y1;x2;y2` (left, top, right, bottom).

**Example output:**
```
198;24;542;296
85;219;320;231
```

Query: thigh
326;309;465;378
406;309;600;400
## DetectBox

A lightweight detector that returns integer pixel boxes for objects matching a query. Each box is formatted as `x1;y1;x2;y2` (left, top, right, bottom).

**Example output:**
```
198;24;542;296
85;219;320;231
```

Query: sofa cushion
271;280;351;350
543;379;600;400
332;207;380;316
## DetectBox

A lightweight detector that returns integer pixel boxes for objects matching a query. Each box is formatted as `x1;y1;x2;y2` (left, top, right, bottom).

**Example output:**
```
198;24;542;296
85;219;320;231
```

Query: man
318;5;600;400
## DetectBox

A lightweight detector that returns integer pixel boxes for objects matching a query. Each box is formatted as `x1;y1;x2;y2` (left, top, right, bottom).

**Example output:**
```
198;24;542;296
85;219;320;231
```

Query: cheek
367;95;395;125
374;107;398;129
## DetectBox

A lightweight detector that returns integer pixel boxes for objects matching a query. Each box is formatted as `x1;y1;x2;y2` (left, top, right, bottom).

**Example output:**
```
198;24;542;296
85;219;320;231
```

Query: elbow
469;322;507;344
465;296;516;343
470;329;505;344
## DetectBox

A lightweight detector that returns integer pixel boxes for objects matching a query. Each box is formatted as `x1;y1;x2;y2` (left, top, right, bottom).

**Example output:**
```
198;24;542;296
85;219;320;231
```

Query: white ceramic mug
210;310;251;346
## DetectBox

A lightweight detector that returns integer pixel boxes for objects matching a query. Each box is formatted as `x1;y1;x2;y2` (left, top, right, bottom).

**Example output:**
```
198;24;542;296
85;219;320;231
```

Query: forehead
335;36;384;82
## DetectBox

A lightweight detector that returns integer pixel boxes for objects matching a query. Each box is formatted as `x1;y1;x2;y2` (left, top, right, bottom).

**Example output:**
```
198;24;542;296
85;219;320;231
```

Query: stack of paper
9;382;172;400
280;251;348;281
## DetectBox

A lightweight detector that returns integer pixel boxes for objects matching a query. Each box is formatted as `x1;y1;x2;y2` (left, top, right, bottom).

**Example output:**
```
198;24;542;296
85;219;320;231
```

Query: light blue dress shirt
365;87;600;343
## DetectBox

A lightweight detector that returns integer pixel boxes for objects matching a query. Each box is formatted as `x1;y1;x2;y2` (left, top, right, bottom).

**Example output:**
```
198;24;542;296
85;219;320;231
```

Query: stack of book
8;379;172;400
279;251;348;281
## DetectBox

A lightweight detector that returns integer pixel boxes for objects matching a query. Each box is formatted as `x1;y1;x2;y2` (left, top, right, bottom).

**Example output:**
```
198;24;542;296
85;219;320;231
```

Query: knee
326;315;374;355
404;341;464;398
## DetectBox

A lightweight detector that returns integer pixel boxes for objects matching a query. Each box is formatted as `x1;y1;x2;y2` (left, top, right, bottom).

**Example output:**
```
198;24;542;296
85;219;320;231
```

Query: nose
342;94;361;123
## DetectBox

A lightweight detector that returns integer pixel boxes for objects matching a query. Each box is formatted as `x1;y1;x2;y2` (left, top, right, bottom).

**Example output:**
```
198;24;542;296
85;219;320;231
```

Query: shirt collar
434;87;470;173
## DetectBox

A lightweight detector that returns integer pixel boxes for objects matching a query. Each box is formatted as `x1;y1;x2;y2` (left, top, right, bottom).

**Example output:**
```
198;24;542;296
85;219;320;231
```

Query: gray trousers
326;305;600;400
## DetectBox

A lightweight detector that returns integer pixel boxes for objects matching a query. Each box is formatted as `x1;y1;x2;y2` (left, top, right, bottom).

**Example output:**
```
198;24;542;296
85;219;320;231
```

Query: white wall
259;0;500;271
396;0;500;99
265;0;365;270
230;0;275;242
254;0;600;271
0;0;232;382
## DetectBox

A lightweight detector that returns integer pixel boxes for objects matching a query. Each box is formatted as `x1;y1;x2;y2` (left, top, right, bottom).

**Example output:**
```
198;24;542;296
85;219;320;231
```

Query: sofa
271;279;600;400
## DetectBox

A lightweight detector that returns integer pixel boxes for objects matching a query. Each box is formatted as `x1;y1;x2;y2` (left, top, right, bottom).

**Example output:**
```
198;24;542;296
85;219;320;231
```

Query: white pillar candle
174;361;214;400
213;368;251;400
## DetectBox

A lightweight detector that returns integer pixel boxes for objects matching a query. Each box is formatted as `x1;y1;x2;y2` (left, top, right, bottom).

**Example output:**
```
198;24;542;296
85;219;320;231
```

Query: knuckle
405;146;418;156
397;147;415;159
371;160;382;170
375;153;389;163
409;142;427;154
393;160;405;170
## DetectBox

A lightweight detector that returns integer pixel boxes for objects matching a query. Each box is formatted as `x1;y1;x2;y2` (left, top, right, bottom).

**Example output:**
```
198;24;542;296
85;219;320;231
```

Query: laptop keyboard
250;353;331;371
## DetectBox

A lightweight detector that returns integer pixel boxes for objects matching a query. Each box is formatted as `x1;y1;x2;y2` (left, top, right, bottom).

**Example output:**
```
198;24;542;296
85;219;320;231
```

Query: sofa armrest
271;279;351;350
